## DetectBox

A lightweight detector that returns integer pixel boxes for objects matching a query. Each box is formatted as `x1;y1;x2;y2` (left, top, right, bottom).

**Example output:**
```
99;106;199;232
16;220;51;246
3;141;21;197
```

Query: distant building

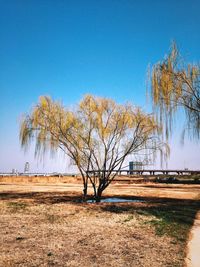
24;162;30;173
129;161;144;174
12;168;18;175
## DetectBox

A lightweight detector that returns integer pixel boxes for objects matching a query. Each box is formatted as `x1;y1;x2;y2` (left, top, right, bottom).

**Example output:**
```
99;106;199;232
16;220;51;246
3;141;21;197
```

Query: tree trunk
95;188;103;203
82;186;87;201
82;178;88;202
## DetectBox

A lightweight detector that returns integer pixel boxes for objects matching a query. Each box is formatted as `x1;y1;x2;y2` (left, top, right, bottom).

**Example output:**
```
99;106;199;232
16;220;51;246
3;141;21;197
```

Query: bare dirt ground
0;177;200;267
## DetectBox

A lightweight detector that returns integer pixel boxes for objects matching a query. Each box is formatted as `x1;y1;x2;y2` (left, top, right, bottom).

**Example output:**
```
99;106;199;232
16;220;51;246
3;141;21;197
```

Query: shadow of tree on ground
100;197;200;241
1;190;200;241
0;191;83;204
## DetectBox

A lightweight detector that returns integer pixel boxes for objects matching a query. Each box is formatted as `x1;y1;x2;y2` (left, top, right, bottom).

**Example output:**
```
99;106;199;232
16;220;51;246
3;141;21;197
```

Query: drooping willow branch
150;41;200;140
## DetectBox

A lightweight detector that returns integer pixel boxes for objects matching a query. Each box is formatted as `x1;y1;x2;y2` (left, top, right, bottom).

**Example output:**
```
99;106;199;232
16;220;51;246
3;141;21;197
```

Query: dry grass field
0;176;200;267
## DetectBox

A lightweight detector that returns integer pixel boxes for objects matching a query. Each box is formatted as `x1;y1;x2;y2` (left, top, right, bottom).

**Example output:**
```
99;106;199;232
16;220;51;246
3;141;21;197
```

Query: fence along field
0;168;200;184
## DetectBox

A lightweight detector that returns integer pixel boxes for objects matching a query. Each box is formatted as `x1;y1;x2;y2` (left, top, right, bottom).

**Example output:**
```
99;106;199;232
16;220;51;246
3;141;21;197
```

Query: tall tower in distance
24;162;30;173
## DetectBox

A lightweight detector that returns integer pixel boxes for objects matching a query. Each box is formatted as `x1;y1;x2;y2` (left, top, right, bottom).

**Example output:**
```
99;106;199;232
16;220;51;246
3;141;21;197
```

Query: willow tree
150;42;200;140
20;95;167;202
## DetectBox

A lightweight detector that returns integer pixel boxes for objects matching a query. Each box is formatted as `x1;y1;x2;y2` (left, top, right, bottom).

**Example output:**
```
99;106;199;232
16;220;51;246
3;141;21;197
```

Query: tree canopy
20;95;168;202
150;42;200;140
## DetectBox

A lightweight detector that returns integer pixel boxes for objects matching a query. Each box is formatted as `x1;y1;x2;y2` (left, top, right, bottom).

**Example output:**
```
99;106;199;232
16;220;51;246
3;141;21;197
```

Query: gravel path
186;211;200;267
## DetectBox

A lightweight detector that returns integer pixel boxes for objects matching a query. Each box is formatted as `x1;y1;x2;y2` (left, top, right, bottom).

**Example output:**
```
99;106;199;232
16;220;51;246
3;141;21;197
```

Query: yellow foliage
20;94;165;175
150;41;200;140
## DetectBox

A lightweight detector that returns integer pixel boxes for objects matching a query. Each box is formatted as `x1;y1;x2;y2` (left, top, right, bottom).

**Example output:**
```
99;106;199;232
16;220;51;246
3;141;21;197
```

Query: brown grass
0;180;200;267
0;175;82;184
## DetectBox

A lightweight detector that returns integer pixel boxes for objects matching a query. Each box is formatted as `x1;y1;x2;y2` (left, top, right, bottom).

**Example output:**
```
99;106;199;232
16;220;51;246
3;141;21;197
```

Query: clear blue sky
0;0;200;172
